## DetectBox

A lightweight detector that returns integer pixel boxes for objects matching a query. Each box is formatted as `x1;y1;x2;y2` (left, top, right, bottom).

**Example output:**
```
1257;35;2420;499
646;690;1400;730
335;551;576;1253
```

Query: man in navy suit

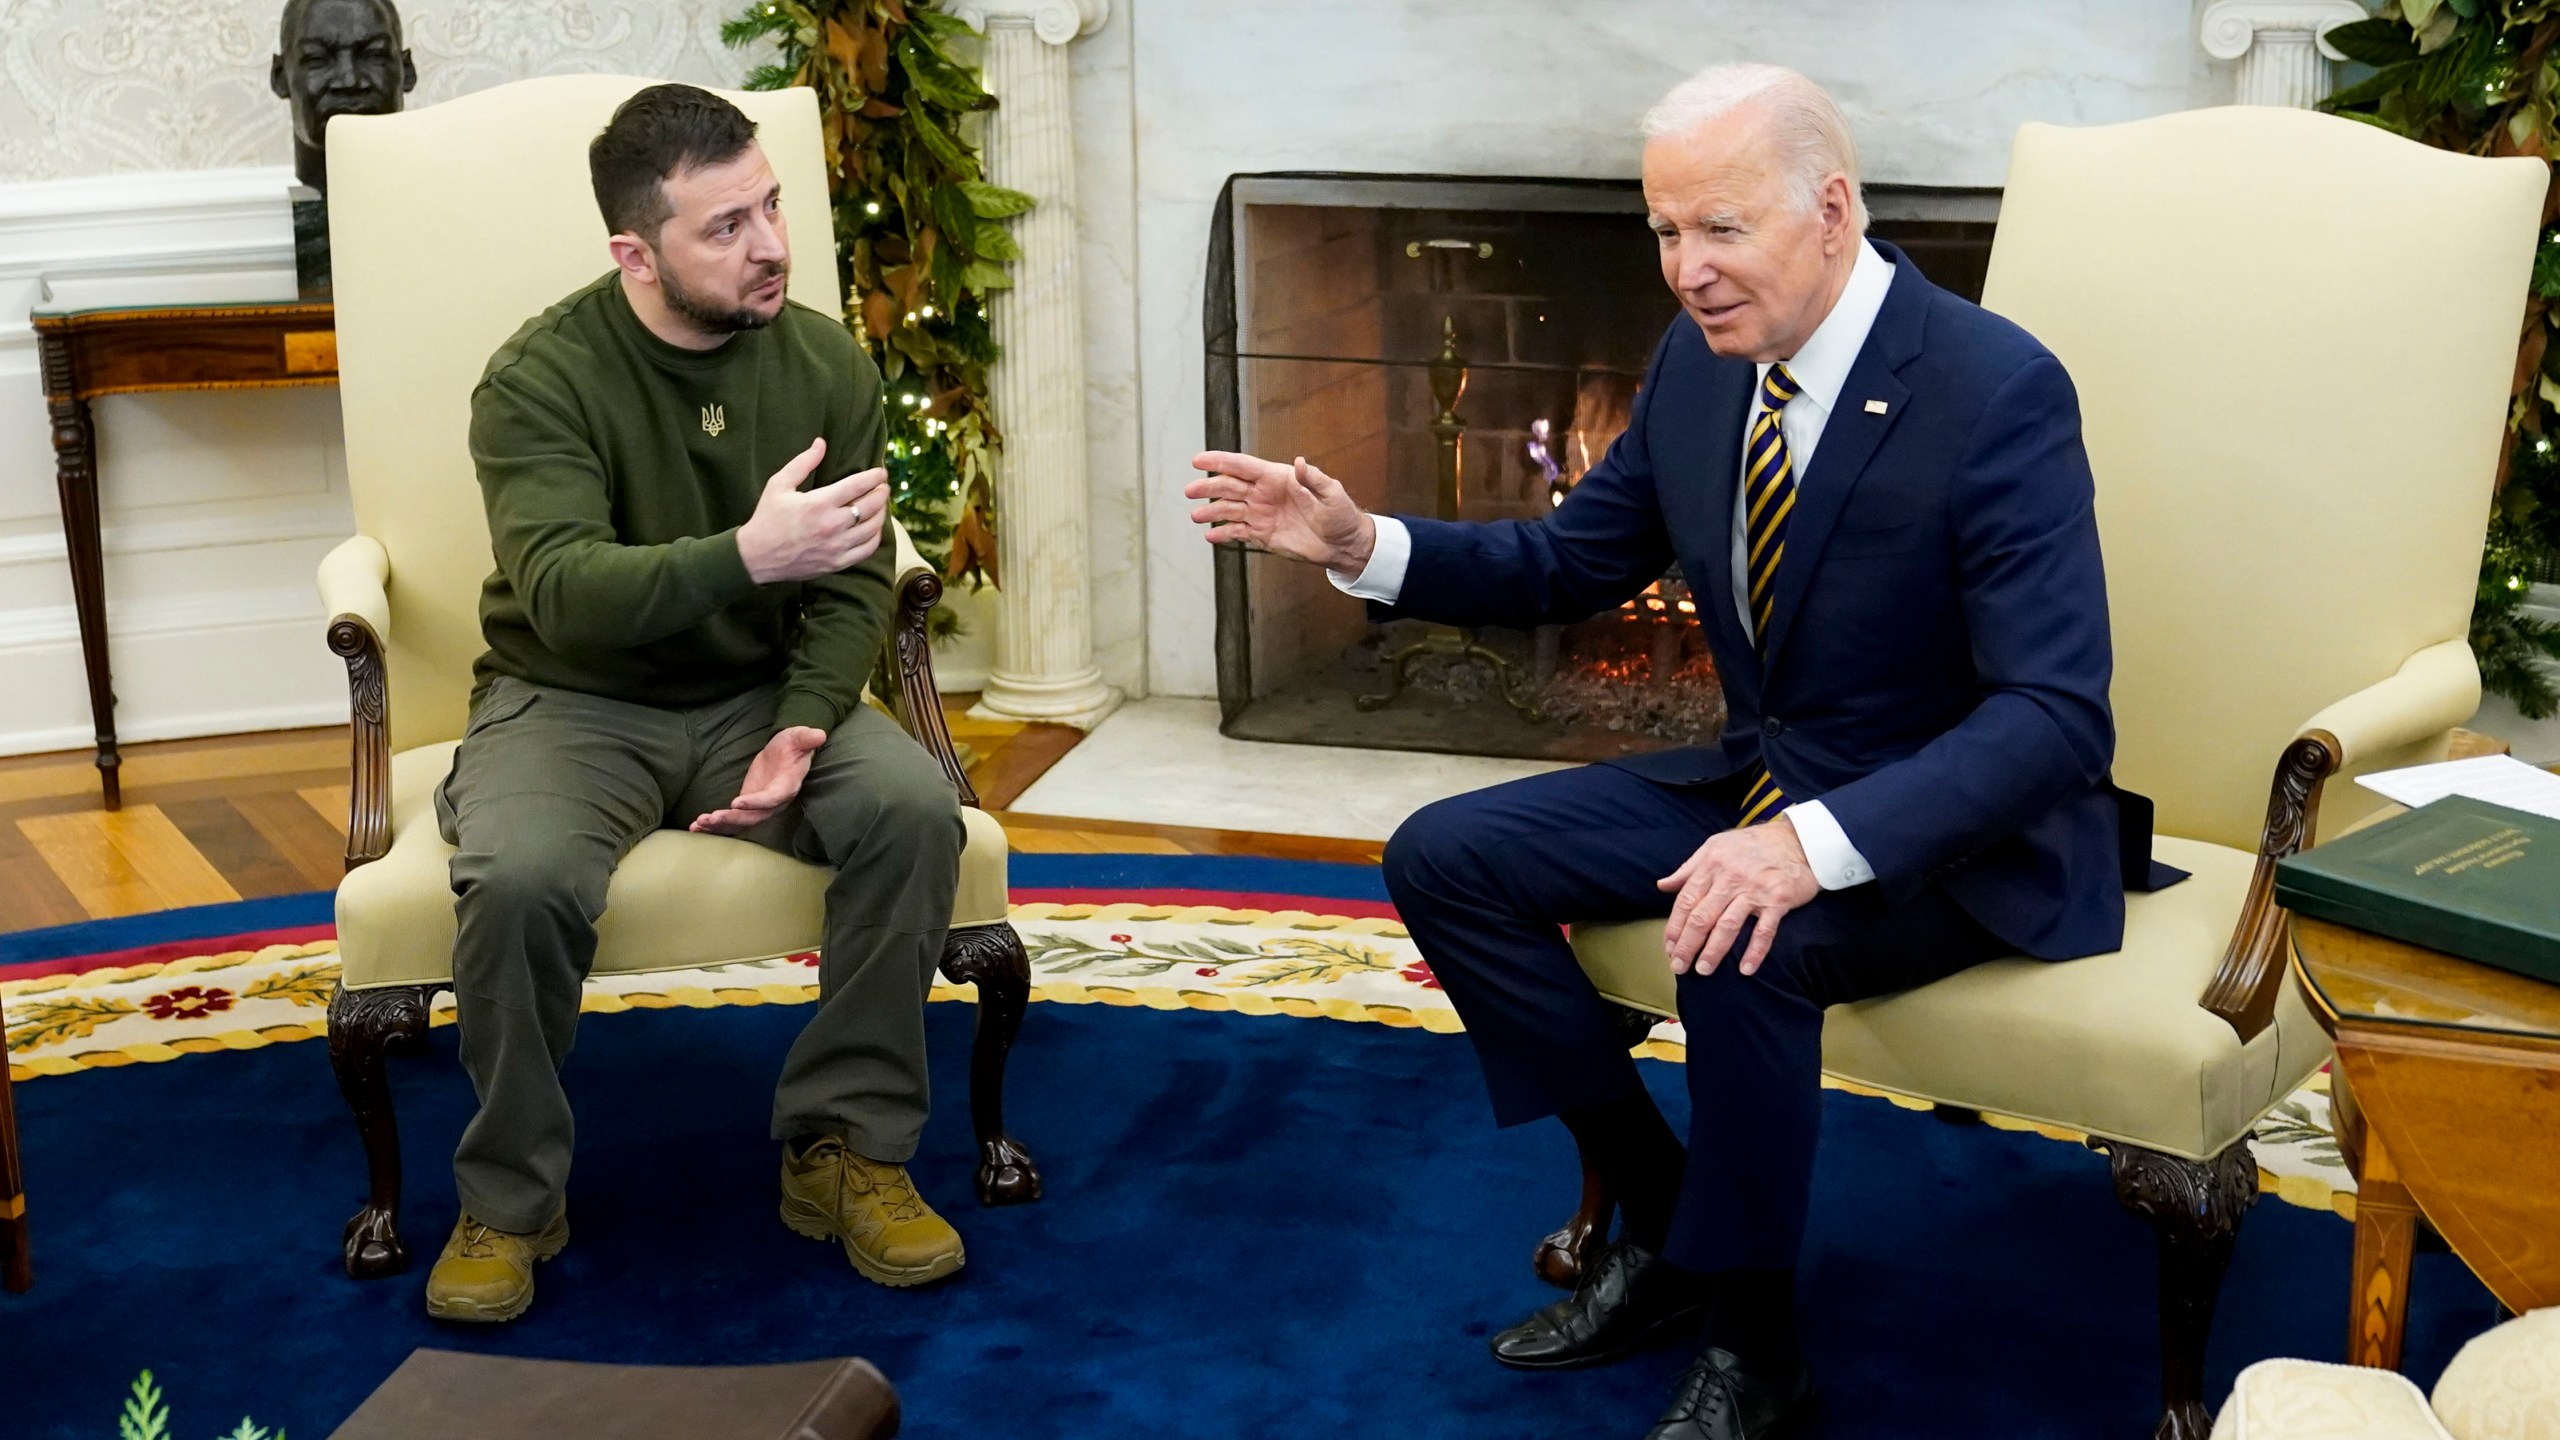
1189;64;2157;1440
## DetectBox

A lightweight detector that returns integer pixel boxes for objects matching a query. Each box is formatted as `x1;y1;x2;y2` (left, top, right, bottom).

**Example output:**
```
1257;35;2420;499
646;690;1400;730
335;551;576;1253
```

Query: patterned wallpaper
0;0;768;182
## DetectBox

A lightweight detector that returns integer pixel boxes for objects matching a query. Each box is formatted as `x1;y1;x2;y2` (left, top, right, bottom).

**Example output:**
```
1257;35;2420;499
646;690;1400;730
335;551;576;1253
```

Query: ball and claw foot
343;1206;408;1279
976;1136;1041;1206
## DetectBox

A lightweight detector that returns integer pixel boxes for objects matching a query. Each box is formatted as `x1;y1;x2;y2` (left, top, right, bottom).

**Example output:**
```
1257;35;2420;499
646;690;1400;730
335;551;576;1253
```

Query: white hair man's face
1641;110;1855;363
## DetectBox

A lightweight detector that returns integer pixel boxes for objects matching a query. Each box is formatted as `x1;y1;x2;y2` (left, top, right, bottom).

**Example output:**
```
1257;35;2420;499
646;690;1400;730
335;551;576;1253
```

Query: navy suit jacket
1376;243;2169;962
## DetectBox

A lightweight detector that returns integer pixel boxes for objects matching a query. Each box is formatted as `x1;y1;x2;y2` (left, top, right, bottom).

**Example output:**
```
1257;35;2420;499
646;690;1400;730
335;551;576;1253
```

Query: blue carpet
1;993;2498;1437
0;891;338;965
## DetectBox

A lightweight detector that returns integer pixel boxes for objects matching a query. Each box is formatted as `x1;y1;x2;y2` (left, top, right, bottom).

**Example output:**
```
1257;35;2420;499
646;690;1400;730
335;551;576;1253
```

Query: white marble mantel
1094;0;2244;700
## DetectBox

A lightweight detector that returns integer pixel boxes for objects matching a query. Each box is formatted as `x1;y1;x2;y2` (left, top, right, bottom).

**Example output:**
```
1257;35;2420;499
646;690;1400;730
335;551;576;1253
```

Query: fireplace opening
1204;173;1996;762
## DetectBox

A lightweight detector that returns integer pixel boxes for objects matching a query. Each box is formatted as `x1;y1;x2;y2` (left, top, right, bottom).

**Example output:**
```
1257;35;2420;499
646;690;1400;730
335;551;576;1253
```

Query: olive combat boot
423;1210;569;1322
780;1136;966;1288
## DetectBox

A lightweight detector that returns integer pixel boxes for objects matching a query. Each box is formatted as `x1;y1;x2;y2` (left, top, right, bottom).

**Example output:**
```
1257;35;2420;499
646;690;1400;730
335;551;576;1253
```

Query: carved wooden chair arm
2200;731;2341;1043
878;523;981;809
319;536;395;872
2197;638;2481;1042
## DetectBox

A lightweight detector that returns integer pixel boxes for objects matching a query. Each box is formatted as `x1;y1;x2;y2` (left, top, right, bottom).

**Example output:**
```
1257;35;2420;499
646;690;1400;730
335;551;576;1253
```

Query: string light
864;201;881;215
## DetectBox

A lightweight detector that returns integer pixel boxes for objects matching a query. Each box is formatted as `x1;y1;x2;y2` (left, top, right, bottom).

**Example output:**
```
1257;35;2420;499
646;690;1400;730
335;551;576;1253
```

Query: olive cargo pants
434;674;965;1233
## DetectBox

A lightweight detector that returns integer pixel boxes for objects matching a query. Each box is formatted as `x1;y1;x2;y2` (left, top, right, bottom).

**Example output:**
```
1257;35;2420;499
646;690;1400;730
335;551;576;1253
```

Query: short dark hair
589;84;759;240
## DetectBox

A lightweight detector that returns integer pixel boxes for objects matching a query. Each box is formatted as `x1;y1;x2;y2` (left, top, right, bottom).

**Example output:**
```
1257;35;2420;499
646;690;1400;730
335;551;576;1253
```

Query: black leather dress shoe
1489;1242;1711;1370
1643;1347;1814;1440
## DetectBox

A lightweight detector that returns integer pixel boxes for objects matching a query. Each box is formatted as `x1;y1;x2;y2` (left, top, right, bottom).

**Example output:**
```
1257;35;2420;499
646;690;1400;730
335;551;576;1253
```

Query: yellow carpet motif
1;900;2354;1219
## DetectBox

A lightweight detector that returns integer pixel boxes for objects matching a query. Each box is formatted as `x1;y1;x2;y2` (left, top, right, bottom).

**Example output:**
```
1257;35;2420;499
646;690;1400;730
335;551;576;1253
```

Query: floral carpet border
2;900;2352;1219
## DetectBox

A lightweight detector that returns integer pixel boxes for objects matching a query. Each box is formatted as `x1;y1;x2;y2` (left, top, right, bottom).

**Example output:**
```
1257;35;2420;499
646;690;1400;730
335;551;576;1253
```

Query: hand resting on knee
1657;820;1820;977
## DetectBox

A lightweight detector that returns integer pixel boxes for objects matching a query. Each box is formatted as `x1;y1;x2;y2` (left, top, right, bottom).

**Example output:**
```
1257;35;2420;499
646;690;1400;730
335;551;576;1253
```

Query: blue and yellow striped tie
1735;364;1801;828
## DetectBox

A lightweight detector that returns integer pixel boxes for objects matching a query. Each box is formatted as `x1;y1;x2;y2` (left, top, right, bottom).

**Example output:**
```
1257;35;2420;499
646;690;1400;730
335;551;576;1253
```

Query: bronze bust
270;0;416;195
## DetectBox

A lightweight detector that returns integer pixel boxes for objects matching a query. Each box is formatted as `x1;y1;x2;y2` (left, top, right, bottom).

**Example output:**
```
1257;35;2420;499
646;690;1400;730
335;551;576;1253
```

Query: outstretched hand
1656;819;1821;978
1187;450;1376;579
690;726;826;835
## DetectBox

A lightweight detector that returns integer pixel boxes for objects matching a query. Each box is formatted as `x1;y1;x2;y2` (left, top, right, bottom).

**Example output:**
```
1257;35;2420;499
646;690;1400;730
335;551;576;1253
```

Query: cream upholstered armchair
313;76;1037;1282
1558;109;2543;1439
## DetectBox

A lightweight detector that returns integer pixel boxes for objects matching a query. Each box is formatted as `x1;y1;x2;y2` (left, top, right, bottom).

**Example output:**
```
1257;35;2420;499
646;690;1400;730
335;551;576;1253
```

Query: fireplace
1204;173;1996;762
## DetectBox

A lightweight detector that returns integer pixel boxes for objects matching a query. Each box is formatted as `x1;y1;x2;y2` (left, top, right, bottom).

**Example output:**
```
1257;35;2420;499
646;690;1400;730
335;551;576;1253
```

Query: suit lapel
1689;358;1758;679
1757;255;1930;672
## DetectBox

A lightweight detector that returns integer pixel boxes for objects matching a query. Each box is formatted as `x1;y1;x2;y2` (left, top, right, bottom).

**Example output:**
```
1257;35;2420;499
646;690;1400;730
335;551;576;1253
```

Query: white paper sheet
2353;754;2560;822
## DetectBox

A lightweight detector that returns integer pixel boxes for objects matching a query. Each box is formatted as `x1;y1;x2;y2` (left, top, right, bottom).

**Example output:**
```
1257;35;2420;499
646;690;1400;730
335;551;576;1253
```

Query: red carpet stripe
0;923;341;987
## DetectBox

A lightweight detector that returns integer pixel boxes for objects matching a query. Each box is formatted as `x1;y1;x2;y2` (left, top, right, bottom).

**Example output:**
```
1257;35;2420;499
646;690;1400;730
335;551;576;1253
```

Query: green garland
2324;0;2560;717
722;0;1030;593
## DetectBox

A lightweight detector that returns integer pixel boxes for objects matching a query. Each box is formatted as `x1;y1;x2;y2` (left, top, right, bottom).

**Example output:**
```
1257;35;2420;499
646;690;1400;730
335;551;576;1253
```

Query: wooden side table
2291;915;2560;1369
31;301;338;808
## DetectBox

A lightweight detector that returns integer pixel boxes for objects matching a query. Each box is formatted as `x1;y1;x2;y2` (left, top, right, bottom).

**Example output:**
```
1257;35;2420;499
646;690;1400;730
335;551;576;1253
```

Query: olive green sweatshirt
466;271;895;736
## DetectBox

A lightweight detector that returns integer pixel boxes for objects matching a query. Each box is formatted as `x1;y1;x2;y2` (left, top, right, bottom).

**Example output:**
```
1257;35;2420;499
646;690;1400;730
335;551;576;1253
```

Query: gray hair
1641;64;1867;233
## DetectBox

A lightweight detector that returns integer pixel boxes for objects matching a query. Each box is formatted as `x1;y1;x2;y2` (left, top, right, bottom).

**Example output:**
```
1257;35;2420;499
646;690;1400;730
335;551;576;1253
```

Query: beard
660;260;787;335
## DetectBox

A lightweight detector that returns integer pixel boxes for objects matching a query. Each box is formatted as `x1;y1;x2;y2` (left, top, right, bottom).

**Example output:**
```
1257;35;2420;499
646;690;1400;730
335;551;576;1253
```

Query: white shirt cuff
1326;514;1411;604
1784;800;1875;890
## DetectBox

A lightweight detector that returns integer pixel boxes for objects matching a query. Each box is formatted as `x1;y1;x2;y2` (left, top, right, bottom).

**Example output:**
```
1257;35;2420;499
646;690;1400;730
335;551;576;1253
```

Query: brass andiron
1358;313;1546;723
1356;626;1549;721
1429;314;1467;518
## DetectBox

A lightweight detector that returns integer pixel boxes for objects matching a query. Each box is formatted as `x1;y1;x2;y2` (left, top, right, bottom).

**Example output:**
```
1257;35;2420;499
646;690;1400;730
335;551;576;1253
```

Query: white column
2201;0;2371;108
953;0;1121;728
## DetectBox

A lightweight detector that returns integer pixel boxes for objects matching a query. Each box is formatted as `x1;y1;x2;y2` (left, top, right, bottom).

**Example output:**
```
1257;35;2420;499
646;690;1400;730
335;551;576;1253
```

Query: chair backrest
1980;107;2542;851
327;76;840;750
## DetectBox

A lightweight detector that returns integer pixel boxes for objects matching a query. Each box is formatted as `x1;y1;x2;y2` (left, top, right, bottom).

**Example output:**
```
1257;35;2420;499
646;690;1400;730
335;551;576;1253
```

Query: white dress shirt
1330;240;1897;890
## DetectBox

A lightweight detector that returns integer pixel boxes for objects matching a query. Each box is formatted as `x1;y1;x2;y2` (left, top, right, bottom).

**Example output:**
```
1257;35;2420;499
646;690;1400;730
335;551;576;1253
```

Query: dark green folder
2274;794;2560;986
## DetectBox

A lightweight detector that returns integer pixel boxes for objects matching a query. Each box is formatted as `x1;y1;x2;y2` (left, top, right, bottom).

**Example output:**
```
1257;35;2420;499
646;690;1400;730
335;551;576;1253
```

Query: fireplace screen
1204;173;1994;762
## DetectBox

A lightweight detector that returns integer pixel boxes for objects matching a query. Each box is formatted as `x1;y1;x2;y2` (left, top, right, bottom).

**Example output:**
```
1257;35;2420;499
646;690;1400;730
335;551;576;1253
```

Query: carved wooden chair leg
329;981;438;1279
1;1034;29;1293
1534;1153;1613;1289
1531;1001;1663;1288
2096;1138;2258;1440
939;922;1041;1206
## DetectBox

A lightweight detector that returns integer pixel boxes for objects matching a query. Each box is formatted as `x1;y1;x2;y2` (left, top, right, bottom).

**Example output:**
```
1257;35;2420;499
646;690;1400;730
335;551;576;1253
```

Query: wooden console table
2291;915;2560;1370
32;301;338;808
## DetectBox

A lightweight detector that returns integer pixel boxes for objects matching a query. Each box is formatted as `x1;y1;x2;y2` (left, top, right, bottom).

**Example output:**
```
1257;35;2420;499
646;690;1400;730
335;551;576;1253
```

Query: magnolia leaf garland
2324;0;2560;717
724;0;1030;595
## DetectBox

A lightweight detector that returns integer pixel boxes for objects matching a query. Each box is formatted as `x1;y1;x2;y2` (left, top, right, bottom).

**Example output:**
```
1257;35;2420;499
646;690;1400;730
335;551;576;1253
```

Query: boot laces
848;1158;928;1224
455;1219;503;1260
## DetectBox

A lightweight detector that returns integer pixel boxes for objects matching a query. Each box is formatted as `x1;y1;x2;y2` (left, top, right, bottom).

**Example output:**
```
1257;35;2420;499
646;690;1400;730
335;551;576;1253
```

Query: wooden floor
0;696;1378;938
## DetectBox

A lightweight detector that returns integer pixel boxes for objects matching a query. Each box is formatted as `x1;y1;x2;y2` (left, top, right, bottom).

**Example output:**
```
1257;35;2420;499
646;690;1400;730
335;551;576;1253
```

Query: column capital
2200;0;2370;63
950;0;1108;46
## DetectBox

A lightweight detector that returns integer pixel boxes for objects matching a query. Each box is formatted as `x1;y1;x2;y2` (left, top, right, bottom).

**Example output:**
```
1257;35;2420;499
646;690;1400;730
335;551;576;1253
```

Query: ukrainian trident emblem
700;403;726;438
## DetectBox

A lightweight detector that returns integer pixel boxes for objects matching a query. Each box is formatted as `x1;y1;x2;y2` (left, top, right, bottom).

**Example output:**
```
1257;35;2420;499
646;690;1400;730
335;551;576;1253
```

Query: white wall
0;170;355;753
0;2;760;756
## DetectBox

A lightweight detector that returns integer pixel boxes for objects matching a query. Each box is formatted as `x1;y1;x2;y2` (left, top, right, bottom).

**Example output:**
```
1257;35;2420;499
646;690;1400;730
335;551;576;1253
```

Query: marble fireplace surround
1114;0;2249;702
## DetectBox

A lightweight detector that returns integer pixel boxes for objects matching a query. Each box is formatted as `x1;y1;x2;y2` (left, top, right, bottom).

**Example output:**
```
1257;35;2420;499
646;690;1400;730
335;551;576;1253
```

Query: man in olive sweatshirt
422;83;967;1323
